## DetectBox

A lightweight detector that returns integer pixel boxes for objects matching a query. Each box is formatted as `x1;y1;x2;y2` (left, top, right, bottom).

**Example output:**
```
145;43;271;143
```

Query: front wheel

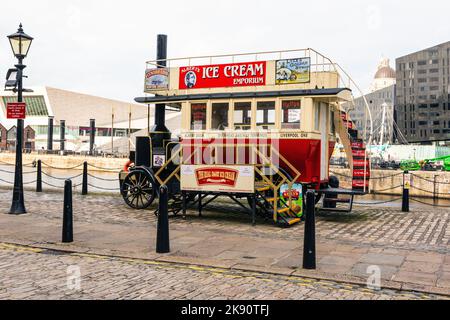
121;169;156;209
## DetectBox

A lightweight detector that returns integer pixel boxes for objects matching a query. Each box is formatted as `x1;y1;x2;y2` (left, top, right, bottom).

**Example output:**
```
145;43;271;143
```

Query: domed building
346;57;397;146
370;58;396;92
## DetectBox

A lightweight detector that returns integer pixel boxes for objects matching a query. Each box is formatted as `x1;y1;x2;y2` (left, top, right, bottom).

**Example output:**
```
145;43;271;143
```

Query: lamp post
7;24;33;214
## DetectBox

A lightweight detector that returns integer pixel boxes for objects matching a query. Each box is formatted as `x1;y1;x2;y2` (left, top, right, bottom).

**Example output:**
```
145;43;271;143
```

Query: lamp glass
9;35;32;57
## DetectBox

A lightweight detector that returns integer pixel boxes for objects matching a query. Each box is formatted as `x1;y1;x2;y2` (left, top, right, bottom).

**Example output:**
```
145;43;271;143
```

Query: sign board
179;61;266;90
279;183;303;217
153;154;166;167
403;173;411;190
276;58;310;84
145;68;169;91
6;102;26;119
180;165;255;193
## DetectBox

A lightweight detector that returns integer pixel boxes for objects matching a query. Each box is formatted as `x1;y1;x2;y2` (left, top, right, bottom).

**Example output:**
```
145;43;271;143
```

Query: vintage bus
120;38;372;227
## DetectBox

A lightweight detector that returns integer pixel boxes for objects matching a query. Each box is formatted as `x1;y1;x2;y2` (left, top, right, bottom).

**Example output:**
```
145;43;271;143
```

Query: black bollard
402;171;410;212
36;160;42;192
62;179;73;243
303;190;316;269
82;161;88;195
156;185;170;253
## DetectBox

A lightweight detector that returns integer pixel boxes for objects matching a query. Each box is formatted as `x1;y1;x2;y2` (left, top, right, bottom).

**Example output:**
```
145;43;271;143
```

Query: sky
0;0;449;103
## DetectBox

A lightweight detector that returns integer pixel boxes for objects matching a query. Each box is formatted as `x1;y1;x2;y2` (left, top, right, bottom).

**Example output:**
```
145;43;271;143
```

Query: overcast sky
1;0;449;103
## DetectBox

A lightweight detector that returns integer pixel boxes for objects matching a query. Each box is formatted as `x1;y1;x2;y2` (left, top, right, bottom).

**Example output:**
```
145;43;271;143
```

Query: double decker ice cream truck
119;35;372;227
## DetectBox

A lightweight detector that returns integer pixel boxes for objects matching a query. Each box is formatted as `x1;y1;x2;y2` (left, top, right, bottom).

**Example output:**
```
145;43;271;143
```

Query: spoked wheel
121;169;156;209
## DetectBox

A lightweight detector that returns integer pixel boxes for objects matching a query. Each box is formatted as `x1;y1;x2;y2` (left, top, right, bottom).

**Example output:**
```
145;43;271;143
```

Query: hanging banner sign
145;68;169;91
179;61;266;90
276;58;310;84
6;102;26;119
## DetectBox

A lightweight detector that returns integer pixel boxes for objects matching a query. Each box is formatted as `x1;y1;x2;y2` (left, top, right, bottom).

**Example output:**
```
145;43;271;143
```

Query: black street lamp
7;23;33;214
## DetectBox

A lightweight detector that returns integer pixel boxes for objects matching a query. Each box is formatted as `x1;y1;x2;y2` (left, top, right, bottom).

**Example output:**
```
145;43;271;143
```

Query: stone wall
0;153;128;172
330;167;450;200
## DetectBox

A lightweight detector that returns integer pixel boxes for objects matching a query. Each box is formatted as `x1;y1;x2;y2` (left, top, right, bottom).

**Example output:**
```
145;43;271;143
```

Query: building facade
0;86;181;153
395;41;450;145
349;84;396;145
348;58;396;145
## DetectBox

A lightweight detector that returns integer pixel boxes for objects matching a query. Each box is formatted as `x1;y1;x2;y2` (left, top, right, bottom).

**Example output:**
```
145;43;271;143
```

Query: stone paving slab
1;244;447;300
0;190;448;296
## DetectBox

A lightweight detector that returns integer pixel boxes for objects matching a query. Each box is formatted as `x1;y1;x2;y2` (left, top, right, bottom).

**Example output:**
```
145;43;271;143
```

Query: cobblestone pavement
0;190;449;297
0;243;447;300
1;190;447;251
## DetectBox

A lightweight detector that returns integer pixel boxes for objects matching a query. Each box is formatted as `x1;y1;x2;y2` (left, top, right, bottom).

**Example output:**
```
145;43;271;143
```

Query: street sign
6;102;26;119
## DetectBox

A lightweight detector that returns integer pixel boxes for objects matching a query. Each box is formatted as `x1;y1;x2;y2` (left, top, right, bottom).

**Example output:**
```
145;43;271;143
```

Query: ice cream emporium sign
179;61;266;89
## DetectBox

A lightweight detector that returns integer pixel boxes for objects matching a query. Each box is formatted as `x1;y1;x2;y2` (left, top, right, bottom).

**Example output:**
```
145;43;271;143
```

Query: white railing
146;48;338;74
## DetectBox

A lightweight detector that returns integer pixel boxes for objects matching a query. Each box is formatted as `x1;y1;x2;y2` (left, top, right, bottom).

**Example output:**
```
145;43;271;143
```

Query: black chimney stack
150;34;171;148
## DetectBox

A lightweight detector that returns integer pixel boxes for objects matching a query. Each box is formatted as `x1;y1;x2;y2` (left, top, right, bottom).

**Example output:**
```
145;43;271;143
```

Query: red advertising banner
179;61;266;89
6;102;26;119
195;167;238;187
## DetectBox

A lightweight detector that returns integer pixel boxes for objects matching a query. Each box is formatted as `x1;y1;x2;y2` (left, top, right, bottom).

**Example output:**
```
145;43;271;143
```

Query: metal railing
153;142;301;222
0;160;121;193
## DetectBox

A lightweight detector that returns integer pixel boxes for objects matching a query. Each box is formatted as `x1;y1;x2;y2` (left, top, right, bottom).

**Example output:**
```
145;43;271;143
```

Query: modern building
395;41;450;145
0;86;181;154
348;58;396;145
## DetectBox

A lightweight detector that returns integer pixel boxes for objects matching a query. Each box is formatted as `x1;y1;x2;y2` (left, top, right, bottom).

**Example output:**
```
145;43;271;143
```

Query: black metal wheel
121;169;156;209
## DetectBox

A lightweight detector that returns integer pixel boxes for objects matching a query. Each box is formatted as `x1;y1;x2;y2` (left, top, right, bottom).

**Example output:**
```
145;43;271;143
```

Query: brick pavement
0;189;448;297
0;243;447;300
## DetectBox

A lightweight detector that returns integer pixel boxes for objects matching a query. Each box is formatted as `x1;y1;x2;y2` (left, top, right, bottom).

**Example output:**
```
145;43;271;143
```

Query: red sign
353;169;370;178
351;141;365;149
352;149;366;157
282;189;300;200
352;179;369;188
6;102;26;119
195;167;238;187
179;61;266;89
353;159;370;168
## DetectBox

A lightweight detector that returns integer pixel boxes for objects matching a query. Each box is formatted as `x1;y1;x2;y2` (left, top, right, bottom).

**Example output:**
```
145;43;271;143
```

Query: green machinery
421;155;450;171
400;155;450;172
400;159;421;171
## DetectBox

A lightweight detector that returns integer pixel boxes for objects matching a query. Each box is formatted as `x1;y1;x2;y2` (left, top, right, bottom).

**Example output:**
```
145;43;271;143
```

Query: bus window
257;101;275;129
191;103;207;130
281;100;301;129
234;102;252;130
211;103;229;130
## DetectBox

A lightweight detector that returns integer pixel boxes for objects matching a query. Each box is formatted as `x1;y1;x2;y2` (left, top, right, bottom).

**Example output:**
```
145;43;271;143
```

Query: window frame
280;99;302;131
188;101;209;131
210;100;231;131
255;99;277;130
232;100;254;131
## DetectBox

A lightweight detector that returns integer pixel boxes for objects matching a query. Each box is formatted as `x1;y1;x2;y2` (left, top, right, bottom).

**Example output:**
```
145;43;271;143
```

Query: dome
374;58;395;79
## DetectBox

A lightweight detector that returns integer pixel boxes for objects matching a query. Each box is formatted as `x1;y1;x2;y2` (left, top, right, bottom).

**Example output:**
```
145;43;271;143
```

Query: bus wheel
121;169;156;209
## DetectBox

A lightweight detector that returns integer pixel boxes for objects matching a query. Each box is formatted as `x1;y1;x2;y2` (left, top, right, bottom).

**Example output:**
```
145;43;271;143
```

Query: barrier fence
330;170;450;209
0;160;448;209
0;160;121;193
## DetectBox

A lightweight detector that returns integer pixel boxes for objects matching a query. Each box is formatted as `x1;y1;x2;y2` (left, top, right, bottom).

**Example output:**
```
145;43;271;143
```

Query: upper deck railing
146;48;337;74
145;47;373;146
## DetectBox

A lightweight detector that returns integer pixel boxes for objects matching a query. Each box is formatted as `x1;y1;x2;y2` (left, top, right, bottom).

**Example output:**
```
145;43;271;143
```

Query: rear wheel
121;169;156;209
